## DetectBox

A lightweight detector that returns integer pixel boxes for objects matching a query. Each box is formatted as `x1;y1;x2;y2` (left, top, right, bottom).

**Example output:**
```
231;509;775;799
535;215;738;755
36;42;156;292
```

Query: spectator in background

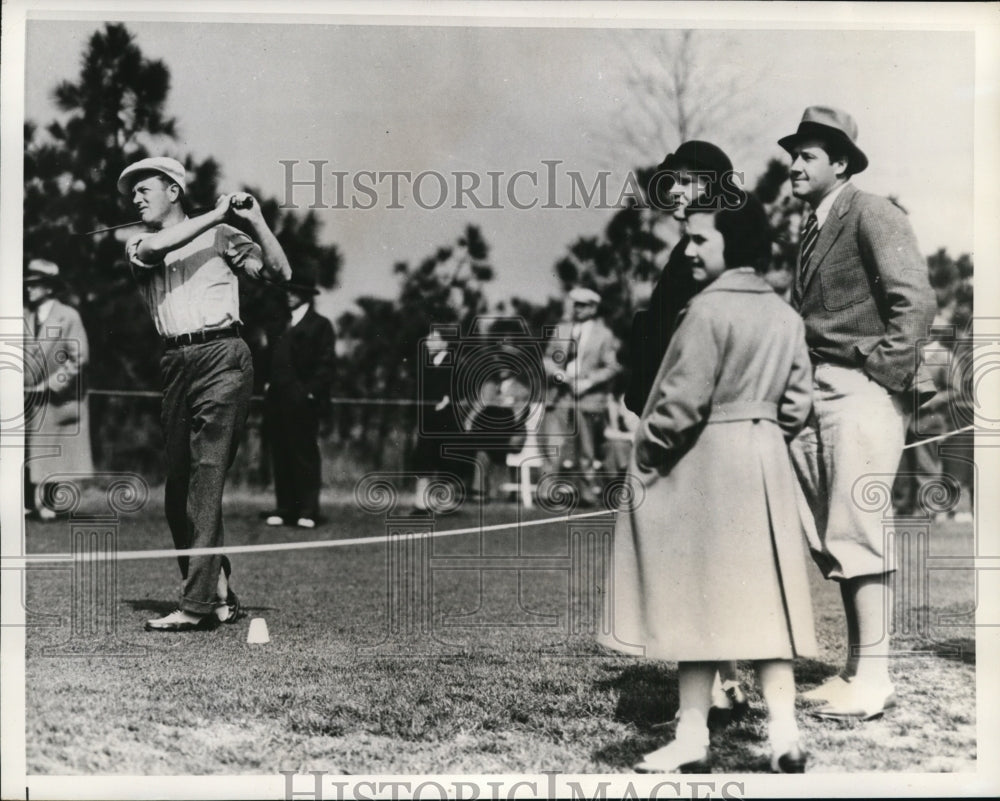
542;286;621;506
23;258;94;520
467;342;534;502
411;327;464;513
264;267;336;529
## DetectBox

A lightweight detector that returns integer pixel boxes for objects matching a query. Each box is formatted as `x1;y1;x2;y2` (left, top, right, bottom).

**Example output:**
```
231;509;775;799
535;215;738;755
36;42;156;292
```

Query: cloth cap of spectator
568;287;601;305
777;105;869;174
117;156;188;195
24;259;60;284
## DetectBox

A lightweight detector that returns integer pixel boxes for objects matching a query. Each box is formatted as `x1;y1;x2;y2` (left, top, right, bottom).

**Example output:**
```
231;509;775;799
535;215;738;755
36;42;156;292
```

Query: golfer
117;156;292;632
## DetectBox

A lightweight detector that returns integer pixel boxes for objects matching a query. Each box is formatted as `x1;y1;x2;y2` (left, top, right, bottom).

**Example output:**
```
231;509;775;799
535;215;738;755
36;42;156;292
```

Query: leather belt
163;324;241;350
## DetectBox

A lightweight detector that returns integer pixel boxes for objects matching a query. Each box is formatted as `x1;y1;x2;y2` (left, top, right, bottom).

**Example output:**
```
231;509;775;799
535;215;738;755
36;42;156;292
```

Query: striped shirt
126;223;262;337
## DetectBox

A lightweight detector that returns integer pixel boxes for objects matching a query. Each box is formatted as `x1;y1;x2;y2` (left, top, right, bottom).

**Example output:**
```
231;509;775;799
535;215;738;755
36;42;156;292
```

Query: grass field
23;491;977;775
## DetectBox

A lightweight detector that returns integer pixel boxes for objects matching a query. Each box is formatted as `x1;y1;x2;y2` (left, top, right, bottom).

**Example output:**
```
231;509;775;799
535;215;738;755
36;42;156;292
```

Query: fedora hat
778;106;868;174
24;259;61;284
284;265;320;297
117;156;187;195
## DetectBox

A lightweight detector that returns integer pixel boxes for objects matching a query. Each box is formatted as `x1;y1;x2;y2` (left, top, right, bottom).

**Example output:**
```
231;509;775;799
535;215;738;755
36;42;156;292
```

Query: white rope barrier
901;424;975;450
9;509;616;565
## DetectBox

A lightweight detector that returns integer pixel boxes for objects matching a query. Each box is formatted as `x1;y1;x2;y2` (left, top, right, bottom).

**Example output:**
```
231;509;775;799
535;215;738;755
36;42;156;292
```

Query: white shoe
634;740;710;773
37;506;57;521
296;518;316;529
811;682;897;721
265;515;284;526
953;511;973;523
801;674;851;703
144;609;208;631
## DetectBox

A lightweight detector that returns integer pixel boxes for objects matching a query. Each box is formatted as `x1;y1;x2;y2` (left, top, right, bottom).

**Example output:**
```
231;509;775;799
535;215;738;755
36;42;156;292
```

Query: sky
22;16;976;323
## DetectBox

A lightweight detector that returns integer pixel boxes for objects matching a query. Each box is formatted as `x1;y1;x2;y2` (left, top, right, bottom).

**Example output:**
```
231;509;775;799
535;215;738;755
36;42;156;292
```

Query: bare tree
604;29;763;172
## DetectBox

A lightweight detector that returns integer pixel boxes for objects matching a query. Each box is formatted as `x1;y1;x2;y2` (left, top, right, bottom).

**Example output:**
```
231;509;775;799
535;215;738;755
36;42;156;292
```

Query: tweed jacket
544;317;621;409
794;182;936;399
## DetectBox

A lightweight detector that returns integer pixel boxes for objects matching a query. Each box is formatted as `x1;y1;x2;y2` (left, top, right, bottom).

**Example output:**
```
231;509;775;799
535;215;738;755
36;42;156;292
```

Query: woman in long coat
597;201;817;773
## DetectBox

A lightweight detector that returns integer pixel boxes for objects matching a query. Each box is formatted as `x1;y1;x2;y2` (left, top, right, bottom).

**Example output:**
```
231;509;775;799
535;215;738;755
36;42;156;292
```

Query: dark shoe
723;680;750;722
144;609;210;632
771;744;807;773
213;589;241;624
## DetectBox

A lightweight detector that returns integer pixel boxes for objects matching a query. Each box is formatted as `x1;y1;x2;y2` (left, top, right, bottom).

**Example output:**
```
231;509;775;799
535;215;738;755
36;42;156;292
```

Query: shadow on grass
793;657;842;687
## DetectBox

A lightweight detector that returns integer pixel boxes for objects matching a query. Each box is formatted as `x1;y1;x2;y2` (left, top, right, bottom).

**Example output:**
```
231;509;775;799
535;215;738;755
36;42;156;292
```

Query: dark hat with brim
285;282;320;297
660;140;734;175
24;259;61;284
648;141;736;210
284;265;321;296
778;106;868;174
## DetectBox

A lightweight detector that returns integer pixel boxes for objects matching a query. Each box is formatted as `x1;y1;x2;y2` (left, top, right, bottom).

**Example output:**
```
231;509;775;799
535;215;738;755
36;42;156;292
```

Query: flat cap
24;259;60;283
568;287;601;305
117;156;187;195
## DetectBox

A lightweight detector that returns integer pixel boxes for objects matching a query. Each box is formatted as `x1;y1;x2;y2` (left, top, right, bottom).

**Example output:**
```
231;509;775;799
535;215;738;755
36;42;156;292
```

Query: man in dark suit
780;106;936;720
264;268;336;529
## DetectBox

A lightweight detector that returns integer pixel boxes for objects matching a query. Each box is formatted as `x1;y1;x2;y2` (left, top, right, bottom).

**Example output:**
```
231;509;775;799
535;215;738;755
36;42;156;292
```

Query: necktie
794;212;819;303
799;212;819;270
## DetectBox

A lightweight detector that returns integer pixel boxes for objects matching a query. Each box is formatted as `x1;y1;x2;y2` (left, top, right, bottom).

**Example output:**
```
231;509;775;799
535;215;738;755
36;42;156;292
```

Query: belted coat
597;269;818;661
24;299;95;482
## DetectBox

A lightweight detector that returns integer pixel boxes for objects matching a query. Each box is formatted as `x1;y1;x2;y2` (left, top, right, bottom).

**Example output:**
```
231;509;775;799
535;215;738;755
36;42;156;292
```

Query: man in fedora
23;259;94;520
117;156;291;631
263;266;336;529
542;286;621;505
779;106;936;719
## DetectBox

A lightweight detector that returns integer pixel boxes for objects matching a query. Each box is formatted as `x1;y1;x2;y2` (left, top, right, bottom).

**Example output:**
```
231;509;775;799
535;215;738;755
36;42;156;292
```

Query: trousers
160;337;253;614
790;363;909;580
265;389;321;520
